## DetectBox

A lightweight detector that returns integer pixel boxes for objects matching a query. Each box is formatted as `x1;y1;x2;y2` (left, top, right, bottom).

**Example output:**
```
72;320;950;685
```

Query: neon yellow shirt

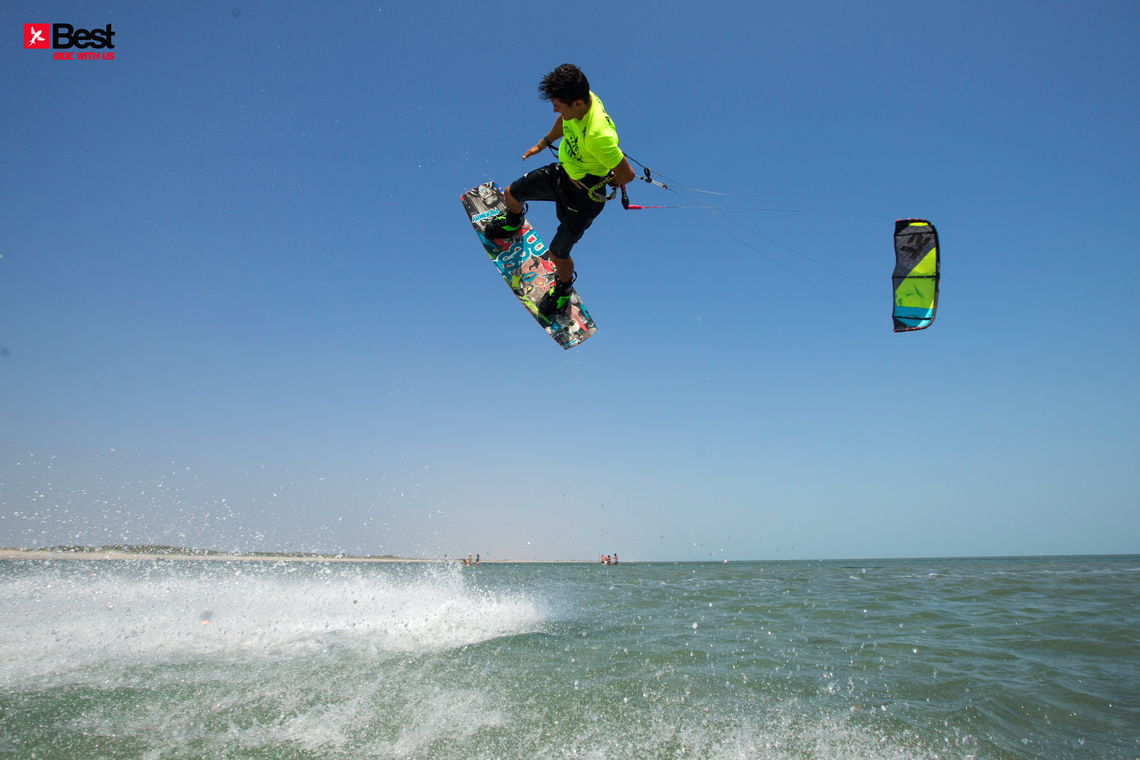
558;92;623;181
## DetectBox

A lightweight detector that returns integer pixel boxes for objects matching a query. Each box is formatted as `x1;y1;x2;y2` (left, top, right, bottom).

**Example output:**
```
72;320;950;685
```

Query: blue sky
2;0;1137;560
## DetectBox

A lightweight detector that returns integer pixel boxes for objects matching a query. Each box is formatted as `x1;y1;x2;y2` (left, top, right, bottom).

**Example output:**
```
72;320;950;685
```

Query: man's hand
522;142;546;161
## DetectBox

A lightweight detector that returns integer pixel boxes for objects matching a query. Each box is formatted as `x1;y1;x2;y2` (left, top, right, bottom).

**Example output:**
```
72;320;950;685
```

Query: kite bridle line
619;152;892;331
546;141;873;216
623;154;882;219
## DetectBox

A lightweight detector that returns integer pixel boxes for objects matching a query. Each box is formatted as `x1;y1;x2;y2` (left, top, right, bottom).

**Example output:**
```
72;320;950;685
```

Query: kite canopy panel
892;219;940;332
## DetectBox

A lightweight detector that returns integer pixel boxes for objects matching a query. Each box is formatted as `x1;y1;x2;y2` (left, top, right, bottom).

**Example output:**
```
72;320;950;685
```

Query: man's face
551;97;586;119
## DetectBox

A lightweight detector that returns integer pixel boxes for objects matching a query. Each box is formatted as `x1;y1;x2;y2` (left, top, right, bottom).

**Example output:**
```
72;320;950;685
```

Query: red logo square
25;23;50;49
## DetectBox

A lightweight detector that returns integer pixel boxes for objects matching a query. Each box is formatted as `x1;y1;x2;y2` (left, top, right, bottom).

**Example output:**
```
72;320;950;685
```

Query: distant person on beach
613;553;618;565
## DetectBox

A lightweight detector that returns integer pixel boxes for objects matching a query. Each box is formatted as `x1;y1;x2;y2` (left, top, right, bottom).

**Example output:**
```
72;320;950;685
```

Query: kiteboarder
483;64;636;315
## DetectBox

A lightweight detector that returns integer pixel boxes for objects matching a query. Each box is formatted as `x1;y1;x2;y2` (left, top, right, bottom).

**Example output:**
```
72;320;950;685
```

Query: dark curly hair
538;64;590;106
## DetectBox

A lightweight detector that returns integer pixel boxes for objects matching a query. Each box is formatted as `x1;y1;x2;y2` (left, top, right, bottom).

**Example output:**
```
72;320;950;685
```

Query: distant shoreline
0;548;602;564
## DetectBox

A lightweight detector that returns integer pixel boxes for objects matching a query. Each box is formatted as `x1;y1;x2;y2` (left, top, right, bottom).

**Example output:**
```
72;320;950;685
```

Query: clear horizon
5;545;1139;564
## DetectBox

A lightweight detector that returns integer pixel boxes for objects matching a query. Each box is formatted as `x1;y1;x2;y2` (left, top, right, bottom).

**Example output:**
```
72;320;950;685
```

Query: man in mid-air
483;64;636;315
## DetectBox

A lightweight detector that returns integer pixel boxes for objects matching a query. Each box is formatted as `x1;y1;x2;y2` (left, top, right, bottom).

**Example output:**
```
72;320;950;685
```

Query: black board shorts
507;163;606;260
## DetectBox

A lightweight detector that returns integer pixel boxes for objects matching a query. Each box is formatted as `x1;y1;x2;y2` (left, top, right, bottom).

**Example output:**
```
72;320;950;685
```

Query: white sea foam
3;557;1129;758
0;561;547;689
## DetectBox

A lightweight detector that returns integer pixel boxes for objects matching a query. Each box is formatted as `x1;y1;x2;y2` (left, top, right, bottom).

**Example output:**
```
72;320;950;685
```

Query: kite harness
545;140;663;206
544;140;618;203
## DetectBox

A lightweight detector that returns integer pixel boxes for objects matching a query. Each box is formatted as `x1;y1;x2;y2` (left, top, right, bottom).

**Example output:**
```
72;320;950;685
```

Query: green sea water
1;556;1137;759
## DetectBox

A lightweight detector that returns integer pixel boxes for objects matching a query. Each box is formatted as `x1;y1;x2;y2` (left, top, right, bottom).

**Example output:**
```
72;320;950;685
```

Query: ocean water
0;556;1136;759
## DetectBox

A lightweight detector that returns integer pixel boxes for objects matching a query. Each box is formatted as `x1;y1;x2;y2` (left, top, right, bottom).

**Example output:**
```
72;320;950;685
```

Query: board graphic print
461;182;597;349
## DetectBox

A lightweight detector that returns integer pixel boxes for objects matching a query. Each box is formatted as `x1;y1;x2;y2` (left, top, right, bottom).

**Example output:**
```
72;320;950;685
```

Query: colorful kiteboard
461;182;597;349
892;219;940;332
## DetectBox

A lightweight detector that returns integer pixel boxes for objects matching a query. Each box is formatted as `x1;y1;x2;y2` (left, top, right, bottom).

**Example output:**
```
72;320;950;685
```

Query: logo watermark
24;22;116;60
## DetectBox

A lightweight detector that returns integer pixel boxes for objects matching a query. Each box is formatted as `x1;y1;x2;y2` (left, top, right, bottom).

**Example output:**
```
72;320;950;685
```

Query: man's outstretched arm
522;116;564;161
